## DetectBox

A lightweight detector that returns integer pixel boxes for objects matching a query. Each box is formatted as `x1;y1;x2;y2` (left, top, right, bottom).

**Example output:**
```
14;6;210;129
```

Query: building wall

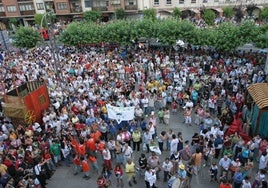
33;0;46;14
0;0;267;22
53;0;71;14
81;0;92;12
149;0;266;11
2;0;20;17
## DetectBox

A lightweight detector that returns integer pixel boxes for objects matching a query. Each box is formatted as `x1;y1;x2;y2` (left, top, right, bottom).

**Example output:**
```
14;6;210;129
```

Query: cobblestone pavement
46;111;257;188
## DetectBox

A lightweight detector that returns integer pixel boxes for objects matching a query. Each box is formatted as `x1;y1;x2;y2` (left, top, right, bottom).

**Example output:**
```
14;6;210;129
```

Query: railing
20;10;35;15
17;0;33;2
125;5;138;10
92;7;108;11
70;7;83;13
0;12;6;17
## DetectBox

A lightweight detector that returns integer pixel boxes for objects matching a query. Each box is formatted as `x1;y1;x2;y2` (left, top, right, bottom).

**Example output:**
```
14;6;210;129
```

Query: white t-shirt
102;149;111;160
242;180;251;188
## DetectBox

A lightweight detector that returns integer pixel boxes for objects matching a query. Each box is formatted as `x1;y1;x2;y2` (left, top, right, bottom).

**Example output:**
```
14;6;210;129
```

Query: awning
247;83;268;109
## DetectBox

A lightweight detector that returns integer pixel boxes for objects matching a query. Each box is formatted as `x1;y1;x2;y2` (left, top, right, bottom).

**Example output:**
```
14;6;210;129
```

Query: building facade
0;0;267;28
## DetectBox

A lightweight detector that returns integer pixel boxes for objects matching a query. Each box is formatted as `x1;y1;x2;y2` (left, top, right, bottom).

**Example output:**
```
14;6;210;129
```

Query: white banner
106;104;135;123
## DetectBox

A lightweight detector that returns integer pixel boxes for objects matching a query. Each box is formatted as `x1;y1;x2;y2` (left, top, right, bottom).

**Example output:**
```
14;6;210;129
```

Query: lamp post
41;11;61;82
0;28;8;51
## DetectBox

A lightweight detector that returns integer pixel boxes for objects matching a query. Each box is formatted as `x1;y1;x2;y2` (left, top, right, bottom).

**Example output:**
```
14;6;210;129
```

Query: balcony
0;0;2;3
125;5;138;10
0;12;6;17
70;6;83;13
92;7;108;11
17;0;33;2
20;10;35;15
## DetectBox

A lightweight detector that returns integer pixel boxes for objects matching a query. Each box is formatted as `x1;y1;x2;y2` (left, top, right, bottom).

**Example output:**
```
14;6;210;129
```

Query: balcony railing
20;10;35;15
70;7;83;13
92;7;108;11
0;12;6;16
17;0;33;2
125;5;138;10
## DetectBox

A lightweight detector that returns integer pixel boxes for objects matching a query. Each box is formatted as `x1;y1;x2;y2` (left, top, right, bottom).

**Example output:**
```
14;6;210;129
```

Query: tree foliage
260;6;268;21
222;7;234;18
84;11;102;22
202;9;216;26
12;26;41;49
59;18;266;52
34;14;44;27
115;8;126;20
172;7;181;20
143;8;157;20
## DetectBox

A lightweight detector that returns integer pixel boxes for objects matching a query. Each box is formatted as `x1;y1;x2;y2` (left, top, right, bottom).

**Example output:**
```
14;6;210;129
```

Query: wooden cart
2;81;50;126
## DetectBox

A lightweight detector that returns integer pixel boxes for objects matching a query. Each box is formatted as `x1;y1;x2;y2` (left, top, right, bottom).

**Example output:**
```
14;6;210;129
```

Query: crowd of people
0;43;267;188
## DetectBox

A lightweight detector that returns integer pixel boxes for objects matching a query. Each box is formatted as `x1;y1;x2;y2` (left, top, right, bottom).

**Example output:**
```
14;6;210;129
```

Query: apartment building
0;0;266;28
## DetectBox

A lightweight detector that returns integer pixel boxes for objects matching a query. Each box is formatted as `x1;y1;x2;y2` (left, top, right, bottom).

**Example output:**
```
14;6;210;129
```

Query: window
57;2;67;10
128;1;134;5
85;0;91;8
111;0;120;5
7;5;16;12
0;6;4;12
191;0;196;3
36;3;44;10
166;0;172;4
179;0;184;3
19;4;34;11
154;0;159;5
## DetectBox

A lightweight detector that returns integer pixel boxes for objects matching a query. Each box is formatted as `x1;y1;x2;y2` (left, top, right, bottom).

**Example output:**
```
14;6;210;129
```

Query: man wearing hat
178;164;187;180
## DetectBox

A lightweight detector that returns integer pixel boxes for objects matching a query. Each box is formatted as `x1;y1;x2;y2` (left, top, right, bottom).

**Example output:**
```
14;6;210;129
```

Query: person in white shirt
144;166;157;188
218;155;232;176
170;134;179;156
162;158;173;182
242;176;251;188
122;143;133;164
258;151;268;170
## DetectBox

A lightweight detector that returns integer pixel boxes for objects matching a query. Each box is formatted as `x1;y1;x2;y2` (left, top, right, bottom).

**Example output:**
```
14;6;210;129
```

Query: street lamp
41;11;61;81
0;28;8;51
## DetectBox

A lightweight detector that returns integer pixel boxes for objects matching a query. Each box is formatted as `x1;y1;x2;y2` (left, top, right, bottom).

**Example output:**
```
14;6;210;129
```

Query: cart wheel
24;110;36;124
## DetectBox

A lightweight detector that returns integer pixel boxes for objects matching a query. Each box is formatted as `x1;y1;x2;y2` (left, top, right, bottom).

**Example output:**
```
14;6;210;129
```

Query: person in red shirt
73;154;81;175
43;149;56;171
81;156;91;180
86;137;96;155
88;155;99;175
114;164;124;187
78;140;86;157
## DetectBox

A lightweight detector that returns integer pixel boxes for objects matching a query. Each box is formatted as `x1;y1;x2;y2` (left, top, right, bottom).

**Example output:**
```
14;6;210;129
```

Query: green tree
214;22;240;51
237;20;260;44
143;8;156;20
172;7;181;20
115;8;126;20
222;7;234;19
34;13;56;27
202;9;216;26
255;31;268;48
260;6;268;21
84;10;102;22
12;26;41;49
234;6;244;23
34;14;44;27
